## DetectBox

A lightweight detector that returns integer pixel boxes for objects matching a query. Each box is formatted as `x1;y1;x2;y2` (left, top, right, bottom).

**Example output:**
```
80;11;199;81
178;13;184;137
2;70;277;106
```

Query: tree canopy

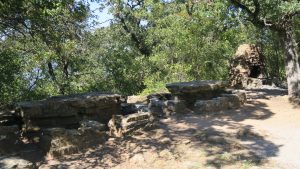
0;0;299;106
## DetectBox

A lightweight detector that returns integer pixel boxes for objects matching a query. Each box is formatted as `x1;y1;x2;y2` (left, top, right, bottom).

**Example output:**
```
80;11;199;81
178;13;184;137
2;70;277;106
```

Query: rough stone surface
0;157;34;169
194;90;246;113
166;80;228;94
242;77;264;89
39;120;107;157
108;112;155;137
127;95;148;104
148;98;165;117
166;80;228;108
164;100;186;114
147;93;172;101
15;92;122;131
194;97;229;113
229;44;267;89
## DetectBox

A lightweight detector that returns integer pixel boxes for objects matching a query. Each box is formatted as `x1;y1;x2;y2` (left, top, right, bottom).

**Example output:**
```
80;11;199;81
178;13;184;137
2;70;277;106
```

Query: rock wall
15;92;123;132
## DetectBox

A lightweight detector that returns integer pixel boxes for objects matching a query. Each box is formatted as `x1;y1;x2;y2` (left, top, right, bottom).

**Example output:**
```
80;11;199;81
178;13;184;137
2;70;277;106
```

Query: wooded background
1;0;299;106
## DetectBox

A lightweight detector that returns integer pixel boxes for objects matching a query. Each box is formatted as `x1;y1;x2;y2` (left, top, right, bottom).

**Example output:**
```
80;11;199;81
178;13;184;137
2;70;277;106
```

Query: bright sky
88;2;113;29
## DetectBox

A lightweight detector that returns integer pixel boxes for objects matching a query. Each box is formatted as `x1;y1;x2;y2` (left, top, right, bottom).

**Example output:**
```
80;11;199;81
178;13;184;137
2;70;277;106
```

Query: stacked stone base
165;81;247;114
194;91;246;113
108;112;155;137
39;120;108;157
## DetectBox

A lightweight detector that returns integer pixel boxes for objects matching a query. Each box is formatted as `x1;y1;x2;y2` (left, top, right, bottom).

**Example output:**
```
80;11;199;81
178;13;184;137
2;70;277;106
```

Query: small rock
206;135;225;144
160;137;171;144
0;157;34;169
182;139;191;144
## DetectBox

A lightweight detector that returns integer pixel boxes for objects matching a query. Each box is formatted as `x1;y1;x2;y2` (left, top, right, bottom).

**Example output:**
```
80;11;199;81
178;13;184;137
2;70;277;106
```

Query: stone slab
166;80;228;94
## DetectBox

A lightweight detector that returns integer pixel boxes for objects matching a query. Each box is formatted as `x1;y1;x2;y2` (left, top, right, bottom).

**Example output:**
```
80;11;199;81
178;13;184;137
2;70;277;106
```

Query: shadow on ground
35;89;285;169
0;89;286;168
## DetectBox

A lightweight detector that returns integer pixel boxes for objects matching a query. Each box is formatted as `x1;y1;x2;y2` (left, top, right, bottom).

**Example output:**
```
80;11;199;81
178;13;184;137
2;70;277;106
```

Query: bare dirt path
238;89;300;169
40;88;300;169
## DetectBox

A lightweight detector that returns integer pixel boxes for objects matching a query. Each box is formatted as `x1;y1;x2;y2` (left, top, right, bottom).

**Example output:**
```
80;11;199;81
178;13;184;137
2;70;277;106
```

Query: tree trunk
280;27;300;97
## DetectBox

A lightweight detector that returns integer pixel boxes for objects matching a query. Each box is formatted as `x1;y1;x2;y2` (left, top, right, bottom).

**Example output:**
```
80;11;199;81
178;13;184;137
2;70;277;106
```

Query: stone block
221;94;241;109
39;120;108;157
127;95;148;104
108;112;155;137
164;100;186;114
148;98;165;117
166;80;228;108
166;80;228;94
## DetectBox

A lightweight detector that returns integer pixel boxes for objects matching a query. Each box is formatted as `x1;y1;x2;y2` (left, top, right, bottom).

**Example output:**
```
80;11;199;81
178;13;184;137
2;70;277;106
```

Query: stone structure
15;92;123;132
166;80;228;107
166;81;246;113
0;92;123;157
229;44;267;88
194;91;246;113
108;112;155;137
39;120;107;157
0;81;247;159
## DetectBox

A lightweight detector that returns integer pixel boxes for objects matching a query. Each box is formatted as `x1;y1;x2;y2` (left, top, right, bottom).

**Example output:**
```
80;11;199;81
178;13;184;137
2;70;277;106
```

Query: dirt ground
38;88;300;169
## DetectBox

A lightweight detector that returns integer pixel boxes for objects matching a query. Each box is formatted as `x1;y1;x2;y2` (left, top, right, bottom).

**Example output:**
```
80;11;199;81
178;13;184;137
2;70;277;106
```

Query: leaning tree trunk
280;27;300;97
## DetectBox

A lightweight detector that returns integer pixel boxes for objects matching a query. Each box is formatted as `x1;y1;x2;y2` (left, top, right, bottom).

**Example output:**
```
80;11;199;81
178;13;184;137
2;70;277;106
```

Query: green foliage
0;0;297;104
0;48;23;106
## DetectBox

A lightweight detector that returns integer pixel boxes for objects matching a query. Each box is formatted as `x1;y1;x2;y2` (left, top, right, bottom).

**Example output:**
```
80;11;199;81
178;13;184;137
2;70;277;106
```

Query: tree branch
229;0;281;31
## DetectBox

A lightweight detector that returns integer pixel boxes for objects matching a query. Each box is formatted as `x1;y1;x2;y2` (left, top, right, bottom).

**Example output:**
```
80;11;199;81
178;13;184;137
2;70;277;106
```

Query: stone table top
166;80;228;94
